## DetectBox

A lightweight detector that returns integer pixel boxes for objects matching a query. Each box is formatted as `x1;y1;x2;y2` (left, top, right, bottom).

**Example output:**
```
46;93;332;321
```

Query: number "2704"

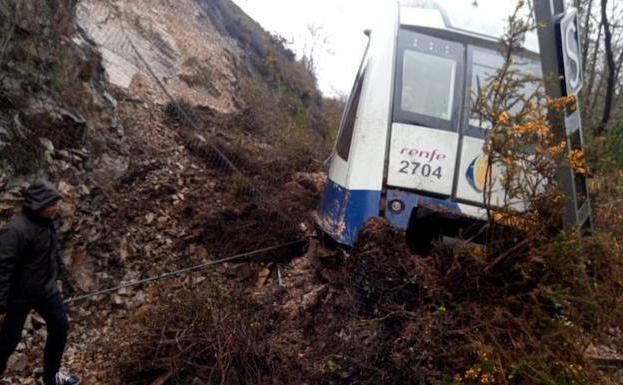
399;161;442;179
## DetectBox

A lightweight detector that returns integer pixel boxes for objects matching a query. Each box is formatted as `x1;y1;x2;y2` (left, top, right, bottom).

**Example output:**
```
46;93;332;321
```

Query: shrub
112;280;276;385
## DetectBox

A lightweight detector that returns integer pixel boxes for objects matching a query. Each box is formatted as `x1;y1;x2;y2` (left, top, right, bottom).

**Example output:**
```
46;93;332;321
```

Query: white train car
316;0;542;248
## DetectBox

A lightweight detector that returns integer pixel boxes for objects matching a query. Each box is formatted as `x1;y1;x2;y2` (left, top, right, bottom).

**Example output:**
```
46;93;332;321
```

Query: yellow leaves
471;246;484;258
547;141;567;156
568;149;586;175
568;363;583;375
510;124;524;135
454;343;499;385
546;94;577;113
455;366;496;384
497;112;510;125
509;121;550;137
588;179;600;192
551;192;562;203
537;124;550;135
465;368;481;379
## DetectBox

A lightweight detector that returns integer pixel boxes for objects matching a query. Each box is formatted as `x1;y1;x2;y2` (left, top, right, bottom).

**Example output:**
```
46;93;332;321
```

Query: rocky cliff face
76;0;324;124
76;0;242;113
0;0;325;189
0;1;333;383
0;0;129;187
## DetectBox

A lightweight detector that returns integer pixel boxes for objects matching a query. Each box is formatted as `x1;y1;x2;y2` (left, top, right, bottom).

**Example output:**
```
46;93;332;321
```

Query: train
316;0;542;250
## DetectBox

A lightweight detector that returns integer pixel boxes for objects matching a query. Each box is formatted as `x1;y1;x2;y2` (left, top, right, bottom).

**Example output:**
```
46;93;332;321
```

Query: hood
23;179;62;212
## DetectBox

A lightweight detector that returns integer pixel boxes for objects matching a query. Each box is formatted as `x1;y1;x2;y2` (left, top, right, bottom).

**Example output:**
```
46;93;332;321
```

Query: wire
64;238;308;304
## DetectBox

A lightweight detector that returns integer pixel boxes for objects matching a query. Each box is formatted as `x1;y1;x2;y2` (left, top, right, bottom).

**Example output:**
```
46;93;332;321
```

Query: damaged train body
316;0;543;248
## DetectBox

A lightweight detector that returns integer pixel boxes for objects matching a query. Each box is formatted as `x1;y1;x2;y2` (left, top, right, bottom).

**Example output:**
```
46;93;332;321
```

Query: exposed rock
91;153;129;182
0;0;129;186
76;0;241;113
6;353;28;373
0;0;333;384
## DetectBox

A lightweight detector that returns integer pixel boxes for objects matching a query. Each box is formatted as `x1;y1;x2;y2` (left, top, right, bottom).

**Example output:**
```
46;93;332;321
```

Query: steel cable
64;238;308;304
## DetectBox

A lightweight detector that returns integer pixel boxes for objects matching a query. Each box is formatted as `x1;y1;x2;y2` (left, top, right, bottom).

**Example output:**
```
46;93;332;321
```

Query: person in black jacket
0;180;80;385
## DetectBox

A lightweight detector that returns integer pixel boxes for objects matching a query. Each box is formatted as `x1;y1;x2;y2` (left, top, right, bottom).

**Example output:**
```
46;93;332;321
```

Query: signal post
534;0;592;230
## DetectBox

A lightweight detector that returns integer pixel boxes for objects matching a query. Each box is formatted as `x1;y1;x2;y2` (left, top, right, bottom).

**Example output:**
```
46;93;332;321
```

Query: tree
596;0;616;135
300;23;334;81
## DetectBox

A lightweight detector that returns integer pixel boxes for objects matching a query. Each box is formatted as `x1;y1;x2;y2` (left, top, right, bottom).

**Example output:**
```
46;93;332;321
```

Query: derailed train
316;0;542;248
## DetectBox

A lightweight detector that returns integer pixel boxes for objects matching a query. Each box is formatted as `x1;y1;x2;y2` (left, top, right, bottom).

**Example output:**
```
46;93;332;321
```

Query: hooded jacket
0;180;66;313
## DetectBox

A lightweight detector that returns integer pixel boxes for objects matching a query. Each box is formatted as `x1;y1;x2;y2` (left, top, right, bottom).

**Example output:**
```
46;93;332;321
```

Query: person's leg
34;293;68;385
0;303;31;377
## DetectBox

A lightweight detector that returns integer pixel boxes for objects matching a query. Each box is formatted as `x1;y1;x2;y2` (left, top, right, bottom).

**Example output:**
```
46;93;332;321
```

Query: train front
317;0;540;248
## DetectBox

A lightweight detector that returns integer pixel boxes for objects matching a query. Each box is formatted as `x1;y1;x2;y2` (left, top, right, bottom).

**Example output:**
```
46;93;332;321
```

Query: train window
467;46;542;133
394;29;464;132
468;48;503;130
336;68;365;160
401;51;456;120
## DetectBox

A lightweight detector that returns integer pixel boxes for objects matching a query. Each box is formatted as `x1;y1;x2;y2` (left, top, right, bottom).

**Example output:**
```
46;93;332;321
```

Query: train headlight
389;199;405;213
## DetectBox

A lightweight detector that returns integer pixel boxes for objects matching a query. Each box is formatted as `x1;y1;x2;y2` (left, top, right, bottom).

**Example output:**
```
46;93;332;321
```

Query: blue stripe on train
316;178;382;246
384;189;461;229
317;179;463;246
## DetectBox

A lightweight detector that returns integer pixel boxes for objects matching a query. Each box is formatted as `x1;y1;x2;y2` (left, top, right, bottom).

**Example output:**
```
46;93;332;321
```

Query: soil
0;87;327;384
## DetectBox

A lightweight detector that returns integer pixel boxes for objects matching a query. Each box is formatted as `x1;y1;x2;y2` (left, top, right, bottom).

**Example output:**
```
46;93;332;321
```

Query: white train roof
398;0;541;54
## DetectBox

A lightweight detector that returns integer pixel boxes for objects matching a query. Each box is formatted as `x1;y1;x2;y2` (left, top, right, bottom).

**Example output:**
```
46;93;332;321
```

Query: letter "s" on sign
565;22;581;91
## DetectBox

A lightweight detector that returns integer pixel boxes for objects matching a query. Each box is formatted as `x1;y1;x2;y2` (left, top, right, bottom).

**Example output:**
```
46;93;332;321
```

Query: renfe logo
400;147;447;163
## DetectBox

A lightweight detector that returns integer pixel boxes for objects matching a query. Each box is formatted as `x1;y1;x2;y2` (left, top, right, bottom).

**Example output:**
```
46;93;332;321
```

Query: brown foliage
112;280;277;385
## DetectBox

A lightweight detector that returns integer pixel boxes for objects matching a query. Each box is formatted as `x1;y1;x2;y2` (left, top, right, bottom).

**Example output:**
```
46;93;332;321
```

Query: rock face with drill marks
76;0;242;113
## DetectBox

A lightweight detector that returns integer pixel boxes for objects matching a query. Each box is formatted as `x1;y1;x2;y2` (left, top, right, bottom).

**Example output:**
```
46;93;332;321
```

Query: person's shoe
54;372;80;385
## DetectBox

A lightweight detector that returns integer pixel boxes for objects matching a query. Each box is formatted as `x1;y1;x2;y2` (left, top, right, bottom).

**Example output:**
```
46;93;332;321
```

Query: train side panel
317;3;398;246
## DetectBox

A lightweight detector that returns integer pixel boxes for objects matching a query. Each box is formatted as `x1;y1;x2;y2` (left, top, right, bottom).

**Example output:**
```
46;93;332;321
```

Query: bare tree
300;23;334;80
580;0;593;67
596;0;616;135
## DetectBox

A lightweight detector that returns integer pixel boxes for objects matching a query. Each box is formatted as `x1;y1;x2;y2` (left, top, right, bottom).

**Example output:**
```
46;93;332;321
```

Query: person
0;180;80;385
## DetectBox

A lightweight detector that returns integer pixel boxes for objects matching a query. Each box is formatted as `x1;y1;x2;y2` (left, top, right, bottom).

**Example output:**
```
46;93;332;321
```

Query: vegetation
112;1;623;384
1;0;623;384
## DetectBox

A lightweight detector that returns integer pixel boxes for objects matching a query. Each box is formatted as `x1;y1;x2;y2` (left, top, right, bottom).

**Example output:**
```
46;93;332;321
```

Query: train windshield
394;29;465;131
468;46;542;130
402;51;456;120
394;28;542;135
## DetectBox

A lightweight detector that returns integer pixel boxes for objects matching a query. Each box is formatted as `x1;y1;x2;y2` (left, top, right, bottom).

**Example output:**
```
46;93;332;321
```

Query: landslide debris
0;0;337;383
2;0;622;384
110;213;623;385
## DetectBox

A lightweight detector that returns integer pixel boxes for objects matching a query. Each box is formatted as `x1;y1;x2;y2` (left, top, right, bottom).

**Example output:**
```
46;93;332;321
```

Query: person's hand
57;280;64;294
0;313;5;327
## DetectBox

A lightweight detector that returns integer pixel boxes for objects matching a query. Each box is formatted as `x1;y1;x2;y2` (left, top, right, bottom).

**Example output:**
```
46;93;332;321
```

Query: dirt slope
0;0;334;383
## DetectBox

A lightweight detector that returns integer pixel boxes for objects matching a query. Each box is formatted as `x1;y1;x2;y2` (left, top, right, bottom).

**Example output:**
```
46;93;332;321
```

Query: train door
386;28;465;197
455;46;543;207
455;46;505;206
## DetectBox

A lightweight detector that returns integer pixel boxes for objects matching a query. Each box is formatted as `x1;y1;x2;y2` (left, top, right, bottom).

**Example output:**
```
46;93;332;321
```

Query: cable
64;238;308;304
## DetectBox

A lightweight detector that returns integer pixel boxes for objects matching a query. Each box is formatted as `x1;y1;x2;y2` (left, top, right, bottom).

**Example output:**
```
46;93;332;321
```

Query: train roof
398;0;541;55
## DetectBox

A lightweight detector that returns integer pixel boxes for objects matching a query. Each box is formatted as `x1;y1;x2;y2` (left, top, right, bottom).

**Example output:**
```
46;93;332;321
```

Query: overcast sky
230;0;538;97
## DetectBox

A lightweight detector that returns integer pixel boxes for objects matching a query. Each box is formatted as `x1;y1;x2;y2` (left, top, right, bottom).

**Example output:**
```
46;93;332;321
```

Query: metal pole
534;0;592;230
